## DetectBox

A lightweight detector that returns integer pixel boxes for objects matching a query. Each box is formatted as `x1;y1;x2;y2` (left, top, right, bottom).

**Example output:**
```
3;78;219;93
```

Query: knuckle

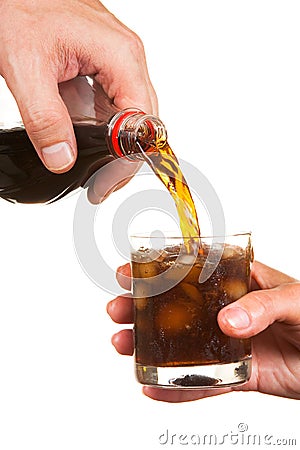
285;281;300;295
123;30;145;58
246;290;276;325
24;104;64;140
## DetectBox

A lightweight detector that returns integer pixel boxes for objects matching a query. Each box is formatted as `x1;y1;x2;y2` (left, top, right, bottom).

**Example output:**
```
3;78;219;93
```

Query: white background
0;1;300;449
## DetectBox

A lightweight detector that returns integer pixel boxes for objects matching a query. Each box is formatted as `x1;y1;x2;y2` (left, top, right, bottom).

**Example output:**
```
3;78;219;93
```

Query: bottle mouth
106;109;167;160
135;117;167;151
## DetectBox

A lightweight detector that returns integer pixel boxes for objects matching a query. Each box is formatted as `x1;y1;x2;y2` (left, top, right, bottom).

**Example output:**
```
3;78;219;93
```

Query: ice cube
154;250;168;262
163;263;190;282
184;265;202;283
223;279;248;301
177;254;197;265
134;297;148;310
156;302;196;333
137;261;159;278
222;245;237;259
181;283;203;303
133;281;151;299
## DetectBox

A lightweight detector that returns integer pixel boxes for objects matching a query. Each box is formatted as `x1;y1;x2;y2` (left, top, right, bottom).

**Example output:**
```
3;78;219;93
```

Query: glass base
135;357;251;389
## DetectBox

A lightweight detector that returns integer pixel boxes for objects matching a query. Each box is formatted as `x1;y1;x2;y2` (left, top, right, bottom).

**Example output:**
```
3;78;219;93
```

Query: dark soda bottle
0;77;167;204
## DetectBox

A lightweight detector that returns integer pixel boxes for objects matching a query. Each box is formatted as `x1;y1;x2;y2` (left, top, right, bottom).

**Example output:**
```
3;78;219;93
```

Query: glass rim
129;230;252;239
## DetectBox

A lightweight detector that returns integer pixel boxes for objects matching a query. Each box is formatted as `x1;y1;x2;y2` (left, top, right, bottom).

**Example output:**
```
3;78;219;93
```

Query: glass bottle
0;76;167;204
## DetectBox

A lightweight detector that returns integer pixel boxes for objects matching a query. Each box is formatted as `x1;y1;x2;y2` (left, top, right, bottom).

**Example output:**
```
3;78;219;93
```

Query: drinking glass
131;232;253;388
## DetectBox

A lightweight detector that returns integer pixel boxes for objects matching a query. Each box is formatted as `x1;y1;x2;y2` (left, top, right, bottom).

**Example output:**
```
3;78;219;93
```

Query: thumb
218;261;300;338
5;72;77;173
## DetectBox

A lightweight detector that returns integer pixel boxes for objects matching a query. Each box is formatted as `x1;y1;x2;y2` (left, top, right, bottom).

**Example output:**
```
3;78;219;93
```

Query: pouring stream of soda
136;132;201;254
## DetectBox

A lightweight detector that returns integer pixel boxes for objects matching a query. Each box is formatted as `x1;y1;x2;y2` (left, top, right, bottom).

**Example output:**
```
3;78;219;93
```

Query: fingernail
41;142;74;171
223;307;251;329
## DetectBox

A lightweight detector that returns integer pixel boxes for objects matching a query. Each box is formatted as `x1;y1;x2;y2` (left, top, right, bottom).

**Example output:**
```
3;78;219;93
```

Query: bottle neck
106;109;167;161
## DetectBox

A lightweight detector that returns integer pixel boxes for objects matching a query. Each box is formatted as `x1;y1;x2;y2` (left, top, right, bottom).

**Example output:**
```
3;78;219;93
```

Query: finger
218;281;300;338
107;294;133;324
87;4;158;116
94;32;158;115
87;159;142;203
4;66;77;173
111;329;133;355
116;264;131;291
251;261;297;289
142;386;232;403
